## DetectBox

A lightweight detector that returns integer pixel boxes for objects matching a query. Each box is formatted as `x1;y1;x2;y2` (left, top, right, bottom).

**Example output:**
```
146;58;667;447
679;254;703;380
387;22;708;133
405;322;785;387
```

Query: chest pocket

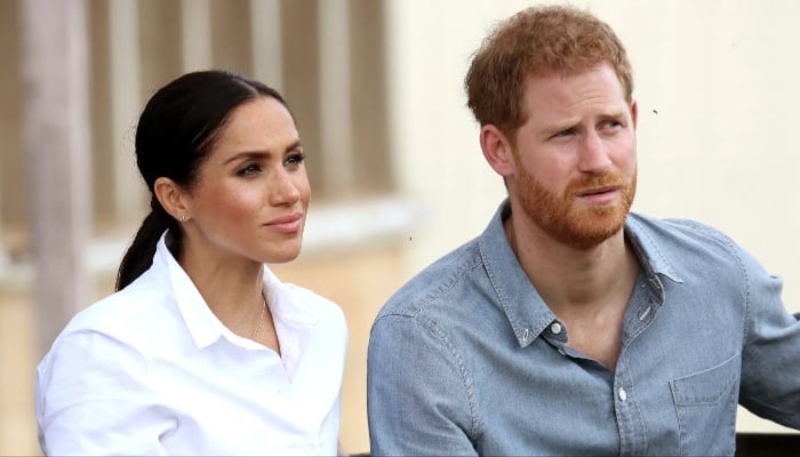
670;352;740;457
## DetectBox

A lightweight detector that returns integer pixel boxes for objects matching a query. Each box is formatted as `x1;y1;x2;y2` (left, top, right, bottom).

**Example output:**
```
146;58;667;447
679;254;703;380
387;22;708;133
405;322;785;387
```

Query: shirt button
550;322;562;334
618;387;628;402
303;444;316;455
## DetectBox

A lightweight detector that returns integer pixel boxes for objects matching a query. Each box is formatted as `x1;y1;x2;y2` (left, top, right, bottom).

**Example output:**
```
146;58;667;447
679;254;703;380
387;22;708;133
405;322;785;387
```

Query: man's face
509;63;638;250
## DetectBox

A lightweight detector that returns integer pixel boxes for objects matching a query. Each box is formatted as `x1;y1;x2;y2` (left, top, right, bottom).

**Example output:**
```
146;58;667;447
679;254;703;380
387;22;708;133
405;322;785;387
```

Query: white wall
386;0;800;433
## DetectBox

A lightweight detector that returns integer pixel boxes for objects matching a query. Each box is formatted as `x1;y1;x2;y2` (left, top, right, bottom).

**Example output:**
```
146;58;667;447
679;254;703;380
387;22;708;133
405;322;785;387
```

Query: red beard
517;168;637;250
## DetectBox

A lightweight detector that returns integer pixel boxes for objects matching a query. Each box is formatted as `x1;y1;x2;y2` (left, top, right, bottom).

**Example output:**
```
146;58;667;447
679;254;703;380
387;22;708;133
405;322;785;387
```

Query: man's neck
504;213;640;371
504;213;639;314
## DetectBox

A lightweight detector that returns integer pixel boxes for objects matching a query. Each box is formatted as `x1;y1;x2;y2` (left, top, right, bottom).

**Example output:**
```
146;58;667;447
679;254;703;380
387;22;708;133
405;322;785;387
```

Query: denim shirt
367;199;800;456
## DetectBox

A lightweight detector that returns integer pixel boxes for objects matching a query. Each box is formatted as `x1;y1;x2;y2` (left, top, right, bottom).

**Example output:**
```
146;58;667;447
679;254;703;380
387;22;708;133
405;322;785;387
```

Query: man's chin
554;210;628;250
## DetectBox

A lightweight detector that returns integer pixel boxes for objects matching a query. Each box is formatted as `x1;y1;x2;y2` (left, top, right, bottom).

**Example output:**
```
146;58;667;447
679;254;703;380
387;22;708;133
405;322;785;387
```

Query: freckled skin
183;97;311;268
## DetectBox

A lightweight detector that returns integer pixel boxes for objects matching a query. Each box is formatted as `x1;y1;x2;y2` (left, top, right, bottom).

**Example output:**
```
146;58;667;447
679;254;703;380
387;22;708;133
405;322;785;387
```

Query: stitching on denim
671;352;740;405
676;219;751;347
669;376;686;457
621;367;648;456
412;312;483;445
628;217;679;281
414;246;484;315
478;237;527;344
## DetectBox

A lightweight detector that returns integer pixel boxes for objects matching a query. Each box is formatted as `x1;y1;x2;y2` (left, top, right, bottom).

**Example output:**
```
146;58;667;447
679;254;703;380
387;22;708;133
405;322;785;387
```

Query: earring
179;214;189;222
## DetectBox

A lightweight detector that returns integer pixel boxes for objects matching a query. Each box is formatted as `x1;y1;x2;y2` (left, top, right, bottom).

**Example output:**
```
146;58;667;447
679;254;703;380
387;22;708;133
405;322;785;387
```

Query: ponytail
115;197;182;291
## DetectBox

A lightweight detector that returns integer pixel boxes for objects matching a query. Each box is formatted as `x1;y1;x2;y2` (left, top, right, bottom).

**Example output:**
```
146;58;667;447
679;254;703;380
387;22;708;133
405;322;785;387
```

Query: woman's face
183;96;310;265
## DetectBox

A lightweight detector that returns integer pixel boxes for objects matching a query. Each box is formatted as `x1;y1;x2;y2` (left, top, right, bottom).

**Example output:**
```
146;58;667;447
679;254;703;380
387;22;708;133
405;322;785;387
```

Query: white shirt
35;234;348;456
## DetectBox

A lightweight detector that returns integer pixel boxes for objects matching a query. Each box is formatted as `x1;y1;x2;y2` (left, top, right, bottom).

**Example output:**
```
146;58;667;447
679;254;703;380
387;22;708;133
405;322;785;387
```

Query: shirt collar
261;265;322;326
153;232;320;350
624;215;684;284
478;200;554;347
477;199;684;347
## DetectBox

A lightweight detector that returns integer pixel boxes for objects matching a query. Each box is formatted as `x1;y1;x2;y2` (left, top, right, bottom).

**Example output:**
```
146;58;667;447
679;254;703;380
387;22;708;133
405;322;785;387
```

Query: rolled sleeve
739;253;800;429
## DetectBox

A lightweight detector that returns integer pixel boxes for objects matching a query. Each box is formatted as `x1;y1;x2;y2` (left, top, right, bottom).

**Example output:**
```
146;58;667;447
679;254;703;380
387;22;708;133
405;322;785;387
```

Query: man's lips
575;186;621;204
577;185;618;197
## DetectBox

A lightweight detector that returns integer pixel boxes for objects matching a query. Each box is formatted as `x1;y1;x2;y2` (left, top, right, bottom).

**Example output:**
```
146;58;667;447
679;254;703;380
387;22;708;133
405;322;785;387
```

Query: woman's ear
154;177;191;222
480;125;516;178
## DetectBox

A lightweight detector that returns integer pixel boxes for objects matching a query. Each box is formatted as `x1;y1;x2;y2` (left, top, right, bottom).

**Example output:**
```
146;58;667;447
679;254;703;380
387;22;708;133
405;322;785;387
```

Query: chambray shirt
367;200;800;456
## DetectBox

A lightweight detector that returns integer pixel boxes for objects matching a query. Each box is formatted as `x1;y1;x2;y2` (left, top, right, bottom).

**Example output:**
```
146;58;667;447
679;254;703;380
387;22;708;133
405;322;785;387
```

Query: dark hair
116;70;291;291
465;5;633;140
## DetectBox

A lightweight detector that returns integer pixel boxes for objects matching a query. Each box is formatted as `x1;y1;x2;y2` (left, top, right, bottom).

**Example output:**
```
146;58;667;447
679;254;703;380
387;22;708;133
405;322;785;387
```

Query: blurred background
2;0;800;454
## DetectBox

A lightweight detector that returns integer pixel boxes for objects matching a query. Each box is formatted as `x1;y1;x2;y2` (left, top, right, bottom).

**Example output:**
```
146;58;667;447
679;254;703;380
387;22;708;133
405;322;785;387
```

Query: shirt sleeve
738;251;800;430
367;313;479;456
35;329;173;456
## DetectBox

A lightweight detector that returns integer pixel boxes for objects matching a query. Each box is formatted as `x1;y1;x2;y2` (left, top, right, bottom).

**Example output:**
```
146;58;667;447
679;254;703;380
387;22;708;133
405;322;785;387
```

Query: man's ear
480;125;516;178
154;177;191;222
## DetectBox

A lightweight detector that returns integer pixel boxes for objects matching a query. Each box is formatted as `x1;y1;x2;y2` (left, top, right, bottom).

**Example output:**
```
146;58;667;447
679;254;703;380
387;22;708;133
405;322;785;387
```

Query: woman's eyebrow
223;140;302;165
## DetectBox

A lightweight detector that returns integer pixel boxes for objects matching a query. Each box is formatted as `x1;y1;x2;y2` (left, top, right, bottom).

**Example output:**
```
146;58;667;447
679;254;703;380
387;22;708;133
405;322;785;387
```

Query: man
366;4;800;456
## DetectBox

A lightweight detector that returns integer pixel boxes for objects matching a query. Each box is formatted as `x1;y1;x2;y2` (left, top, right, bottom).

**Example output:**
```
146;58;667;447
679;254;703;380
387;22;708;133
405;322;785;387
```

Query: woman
34;70;349;456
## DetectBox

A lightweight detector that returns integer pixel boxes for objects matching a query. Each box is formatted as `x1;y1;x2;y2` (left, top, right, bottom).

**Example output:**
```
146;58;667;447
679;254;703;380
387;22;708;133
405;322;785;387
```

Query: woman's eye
285;152;306;166
236;164;261;177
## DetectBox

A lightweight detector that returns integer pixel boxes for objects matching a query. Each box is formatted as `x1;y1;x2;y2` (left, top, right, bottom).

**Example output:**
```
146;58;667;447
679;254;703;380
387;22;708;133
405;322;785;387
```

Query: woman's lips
264;213;303;233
